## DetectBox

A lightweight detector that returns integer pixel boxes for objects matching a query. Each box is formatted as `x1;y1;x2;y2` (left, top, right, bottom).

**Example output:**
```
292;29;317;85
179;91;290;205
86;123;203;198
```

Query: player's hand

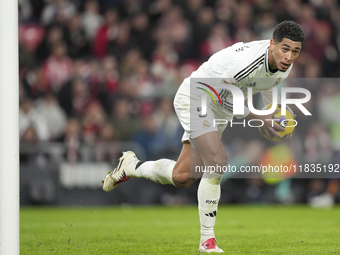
257;109;286;140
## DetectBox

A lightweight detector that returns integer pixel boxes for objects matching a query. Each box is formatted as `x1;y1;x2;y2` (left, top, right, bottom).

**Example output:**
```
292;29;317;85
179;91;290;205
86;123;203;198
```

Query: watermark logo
196;82;222;106
213;118;298;128
196;82;311;117
196;82;222;117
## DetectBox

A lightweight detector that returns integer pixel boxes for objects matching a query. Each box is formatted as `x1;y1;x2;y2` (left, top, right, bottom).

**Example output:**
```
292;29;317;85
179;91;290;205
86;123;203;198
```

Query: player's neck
267;49;278;73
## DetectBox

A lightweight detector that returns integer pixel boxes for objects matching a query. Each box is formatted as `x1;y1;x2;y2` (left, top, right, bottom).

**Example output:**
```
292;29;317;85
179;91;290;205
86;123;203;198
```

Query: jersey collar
265;47;271;74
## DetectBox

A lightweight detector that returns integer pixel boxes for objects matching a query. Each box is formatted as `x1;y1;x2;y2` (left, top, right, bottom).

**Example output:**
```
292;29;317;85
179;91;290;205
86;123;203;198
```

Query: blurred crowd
18;0;340;204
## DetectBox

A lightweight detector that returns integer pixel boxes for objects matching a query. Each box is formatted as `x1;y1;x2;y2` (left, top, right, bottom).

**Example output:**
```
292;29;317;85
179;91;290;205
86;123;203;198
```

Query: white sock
125;159;175;185
198;172;222;243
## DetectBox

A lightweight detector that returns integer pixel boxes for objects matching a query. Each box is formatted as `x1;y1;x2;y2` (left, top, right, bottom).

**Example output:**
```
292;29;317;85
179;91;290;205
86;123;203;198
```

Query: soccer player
103;21;304;253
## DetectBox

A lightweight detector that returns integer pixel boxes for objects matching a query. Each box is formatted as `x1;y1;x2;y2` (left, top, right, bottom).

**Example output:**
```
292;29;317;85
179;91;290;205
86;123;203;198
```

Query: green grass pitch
21;205;340;254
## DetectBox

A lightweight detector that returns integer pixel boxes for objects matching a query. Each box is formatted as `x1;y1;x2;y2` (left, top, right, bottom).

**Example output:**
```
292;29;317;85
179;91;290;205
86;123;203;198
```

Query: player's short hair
273;21;304;44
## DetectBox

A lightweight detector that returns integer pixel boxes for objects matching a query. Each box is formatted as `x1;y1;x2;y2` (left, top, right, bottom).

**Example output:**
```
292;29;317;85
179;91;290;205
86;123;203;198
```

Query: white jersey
184;39;292;119
174;39;293;141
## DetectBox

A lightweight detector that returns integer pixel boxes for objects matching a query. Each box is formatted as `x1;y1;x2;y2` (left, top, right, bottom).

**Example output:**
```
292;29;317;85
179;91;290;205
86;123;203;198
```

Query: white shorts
173;78;234;143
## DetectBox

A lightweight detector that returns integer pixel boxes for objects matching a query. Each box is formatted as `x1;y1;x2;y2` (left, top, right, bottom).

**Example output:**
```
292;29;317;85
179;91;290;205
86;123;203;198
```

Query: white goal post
0;0;19;254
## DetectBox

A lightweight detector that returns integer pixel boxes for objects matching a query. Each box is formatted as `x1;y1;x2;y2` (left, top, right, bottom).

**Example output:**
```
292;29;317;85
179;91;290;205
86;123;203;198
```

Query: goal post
0;0;20;254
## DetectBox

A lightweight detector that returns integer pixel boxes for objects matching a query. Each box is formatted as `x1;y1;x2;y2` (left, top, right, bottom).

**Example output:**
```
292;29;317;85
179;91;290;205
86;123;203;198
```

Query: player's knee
174;178;196;188
172;172;196;188
210;154;228;174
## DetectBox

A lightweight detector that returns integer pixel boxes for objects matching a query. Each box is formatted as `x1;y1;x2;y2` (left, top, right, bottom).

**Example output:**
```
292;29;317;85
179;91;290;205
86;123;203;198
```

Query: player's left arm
245;110;285;140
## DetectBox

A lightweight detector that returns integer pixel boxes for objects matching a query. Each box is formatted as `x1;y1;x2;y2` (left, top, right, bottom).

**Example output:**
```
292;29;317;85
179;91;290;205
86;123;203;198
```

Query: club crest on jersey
273;77;281;86
203;120;210;129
